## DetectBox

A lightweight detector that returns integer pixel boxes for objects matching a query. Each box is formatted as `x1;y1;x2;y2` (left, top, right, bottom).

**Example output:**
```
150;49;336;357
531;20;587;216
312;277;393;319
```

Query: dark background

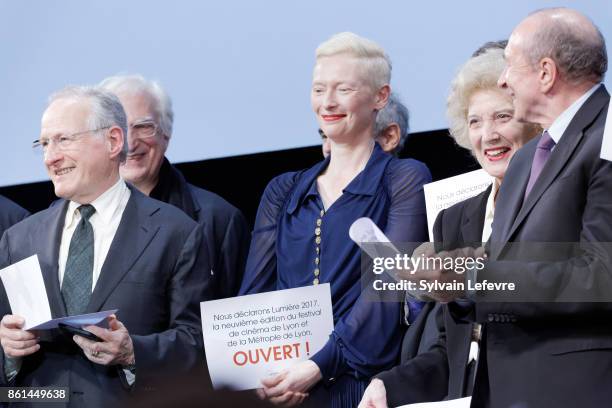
0;129;478;227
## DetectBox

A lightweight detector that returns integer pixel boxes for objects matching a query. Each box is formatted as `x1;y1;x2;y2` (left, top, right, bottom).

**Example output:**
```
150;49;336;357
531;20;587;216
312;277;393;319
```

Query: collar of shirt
287;143;392;214
547;83;601;144
59;178;131;289
65;178;128;227
481;178;499;243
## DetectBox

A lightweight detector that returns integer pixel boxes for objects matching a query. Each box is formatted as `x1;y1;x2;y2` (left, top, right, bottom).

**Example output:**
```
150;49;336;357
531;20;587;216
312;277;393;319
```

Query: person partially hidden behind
0;86;209;407
319;92;410;158
100;74;250;300
0;195;29;239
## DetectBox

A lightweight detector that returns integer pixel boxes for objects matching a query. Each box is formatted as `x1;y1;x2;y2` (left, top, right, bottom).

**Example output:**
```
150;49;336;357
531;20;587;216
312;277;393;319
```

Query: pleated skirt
304;375;368;408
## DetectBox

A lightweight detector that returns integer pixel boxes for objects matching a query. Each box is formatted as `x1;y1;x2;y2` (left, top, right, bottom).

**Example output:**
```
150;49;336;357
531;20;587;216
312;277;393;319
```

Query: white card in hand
0;255;52;330
349;217;400;259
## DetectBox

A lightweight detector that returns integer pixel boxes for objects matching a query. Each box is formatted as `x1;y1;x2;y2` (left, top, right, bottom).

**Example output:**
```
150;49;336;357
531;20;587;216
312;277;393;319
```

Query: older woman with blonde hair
240;32;431;407
447;43;541;212
359;42;542;408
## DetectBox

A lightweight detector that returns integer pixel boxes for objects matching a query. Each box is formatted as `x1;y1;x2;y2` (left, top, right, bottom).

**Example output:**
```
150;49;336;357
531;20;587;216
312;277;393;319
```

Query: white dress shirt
547;83;601;144
468;179;498;365
58;178;130;289
481;178;499;243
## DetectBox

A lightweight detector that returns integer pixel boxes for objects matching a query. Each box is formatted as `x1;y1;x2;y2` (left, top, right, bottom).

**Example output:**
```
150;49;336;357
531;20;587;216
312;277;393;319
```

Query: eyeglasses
32;126;111;155
130;119;159;140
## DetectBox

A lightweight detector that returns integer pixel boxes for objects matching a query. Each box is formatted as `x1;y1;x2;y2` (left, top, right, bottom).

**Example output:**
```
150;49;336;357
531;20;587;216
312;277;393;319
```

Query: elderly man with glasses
100;74;250;300
0;86;209;407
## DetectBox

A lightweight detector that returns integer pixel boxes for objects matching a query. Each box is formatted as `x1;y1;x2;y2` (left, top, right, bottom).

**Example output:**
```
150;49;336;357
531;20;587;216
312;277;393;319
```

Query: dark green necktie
61;204;96;315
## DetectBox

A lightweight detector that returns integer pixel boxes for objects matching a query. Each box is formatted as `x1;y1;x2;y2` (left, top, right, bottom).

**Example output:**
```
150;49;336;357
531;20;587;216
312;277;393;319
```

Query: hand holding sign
201;285;334;390
258;359;322;406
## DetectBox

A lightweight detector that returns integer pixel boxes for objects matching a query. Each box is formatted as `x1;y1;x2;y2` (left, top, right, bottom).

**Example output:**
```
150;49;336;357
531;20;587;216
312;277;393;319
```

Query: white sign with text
424;169;492;241
201;284;334;390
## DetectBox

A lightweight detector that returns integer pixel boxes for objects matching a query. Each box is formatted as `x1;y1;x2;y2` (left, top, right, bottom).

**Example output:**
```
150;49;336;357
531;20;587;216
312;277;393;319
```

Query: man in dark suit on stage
99;75;250;300
0;86;209;407
400;8;612;408
467;8;612;407
0;195;29;239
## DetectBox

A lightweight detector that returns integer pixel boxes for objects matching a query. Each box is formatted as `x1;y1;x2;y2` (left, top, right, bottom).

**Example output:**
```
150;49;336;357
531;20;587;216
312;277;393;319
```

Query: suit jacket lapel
486;145;533;260
190;185;202;220
505;85;609;243
461;186;491;244
506;132;583;241
36;201;69;318
401;302;435;360
86;188;160;313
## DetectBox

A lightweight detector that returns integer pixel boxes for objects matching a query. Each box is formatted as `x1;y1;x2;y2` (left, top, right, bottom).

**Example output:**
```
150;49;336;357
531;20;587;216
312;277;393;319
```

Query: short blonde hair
315;32;391;89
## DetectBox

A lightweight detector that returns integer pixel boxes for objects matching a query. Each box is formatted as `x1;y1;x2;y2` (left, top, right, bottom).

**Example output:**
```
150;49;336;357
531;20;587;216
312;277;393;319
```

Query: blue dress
240;144;431;407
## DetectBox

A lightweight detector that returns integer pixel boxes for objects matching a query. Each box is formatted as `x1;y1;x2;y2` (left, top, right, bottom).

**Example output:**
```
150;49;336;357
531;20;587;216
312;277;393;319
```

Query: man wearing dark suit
408;8;612;407
0;195;29;239
0;86;208;407
99;75;250;300
467;9;612;406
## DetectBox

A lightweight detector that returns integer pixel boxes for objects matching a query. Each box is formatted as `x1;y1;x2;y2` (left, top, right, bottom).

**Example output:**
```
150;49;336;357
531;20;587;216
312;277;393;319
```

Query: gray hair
374;92;409;155
47;85;128;162
99;74;174;138
472;40;508;57
526;8;607;83
446;47;507;150
315;32;392;90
